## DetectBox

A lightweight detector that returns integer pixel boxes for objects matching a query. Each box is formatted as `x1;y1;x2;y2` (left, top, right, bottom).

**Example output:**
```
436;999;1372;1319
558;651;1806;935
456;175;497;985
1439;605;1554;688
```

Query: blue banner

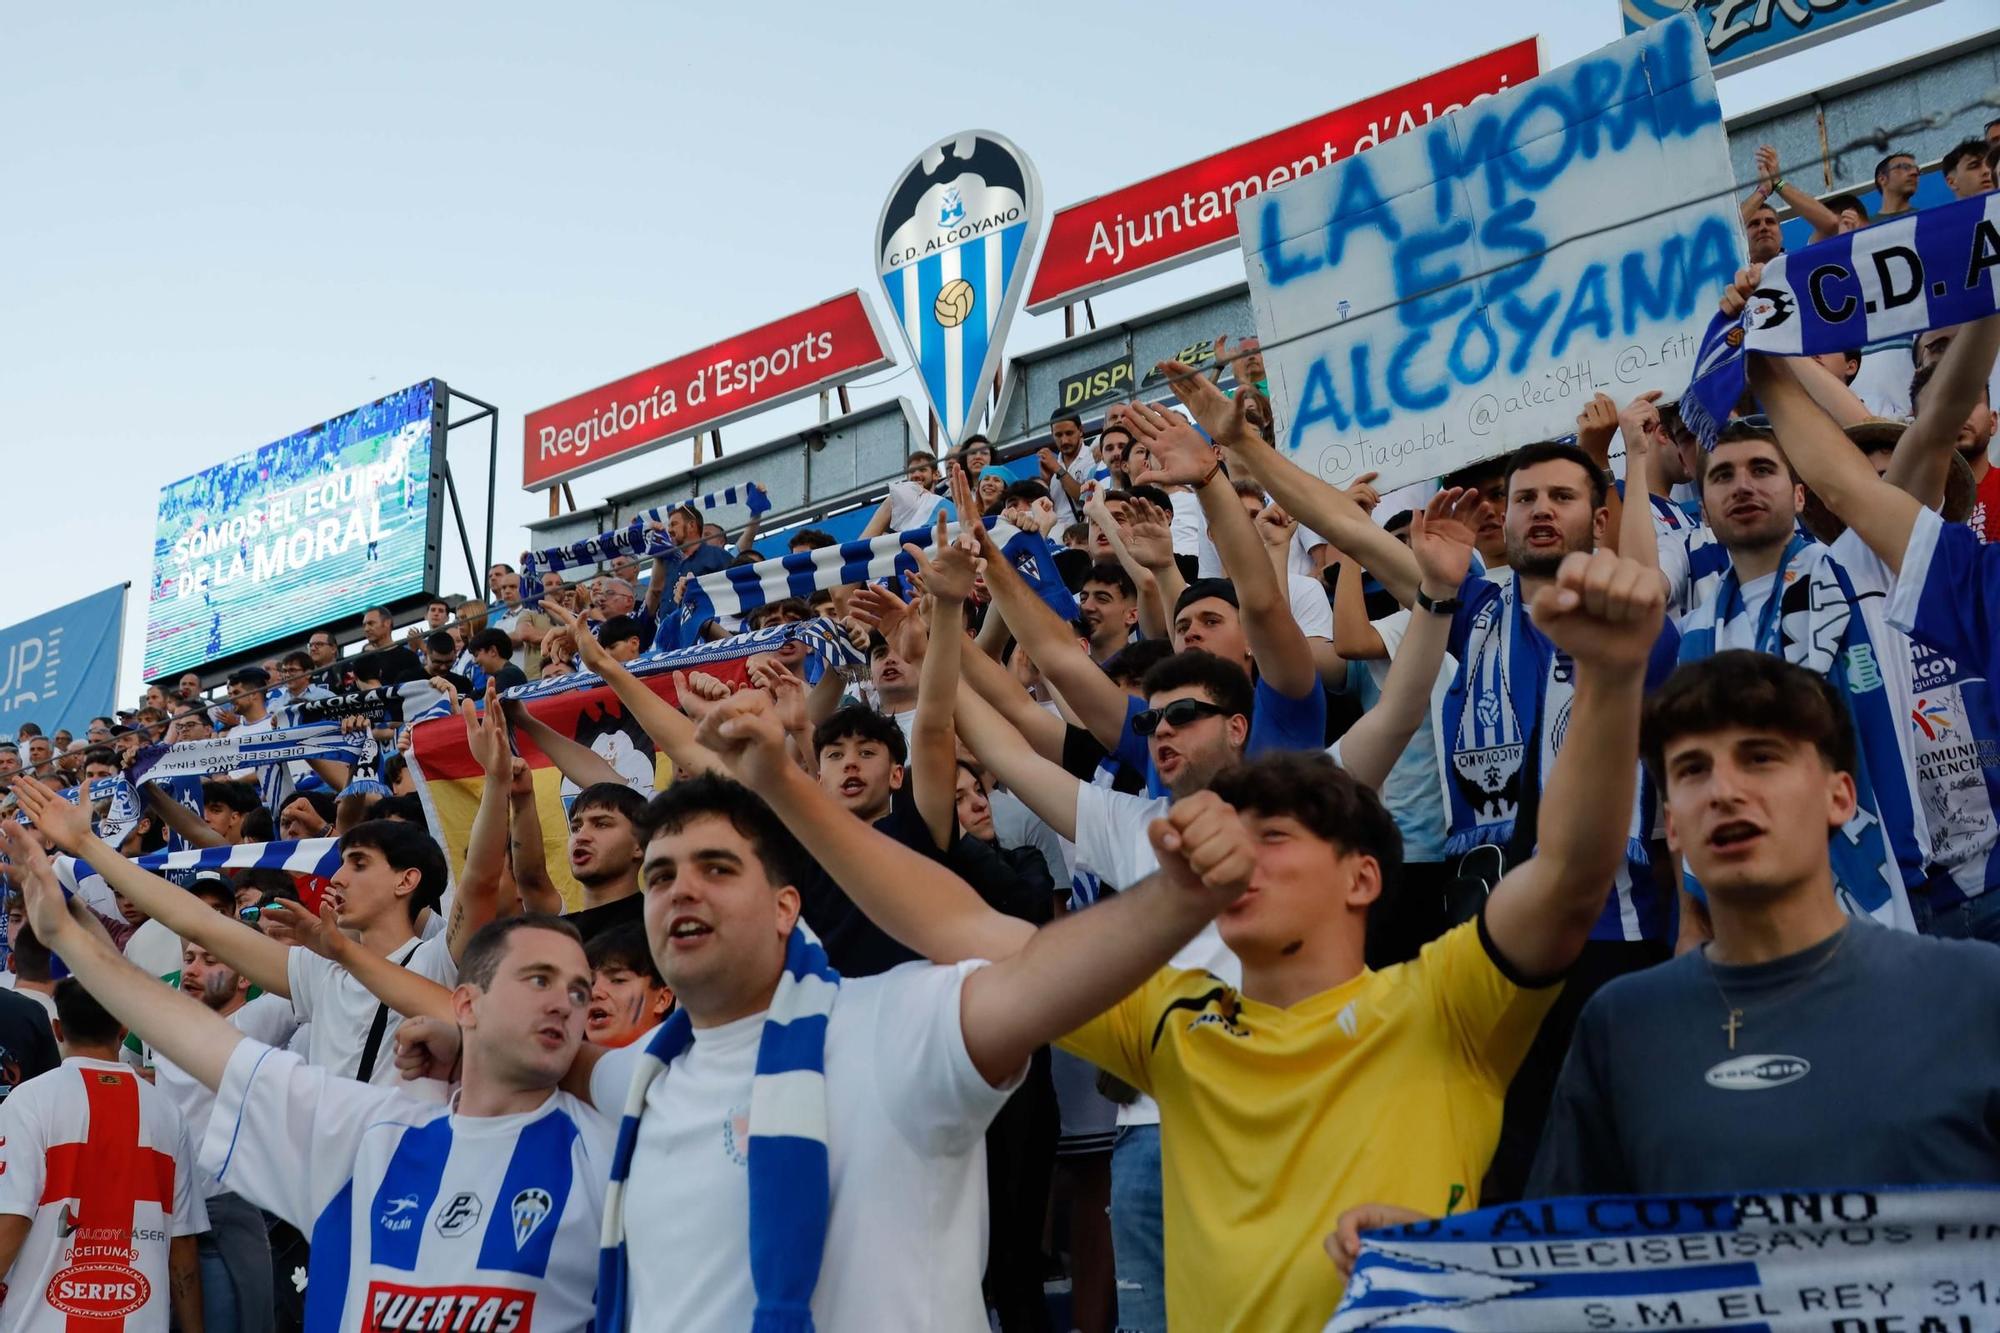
1622;0;1942;75
0;584;126;741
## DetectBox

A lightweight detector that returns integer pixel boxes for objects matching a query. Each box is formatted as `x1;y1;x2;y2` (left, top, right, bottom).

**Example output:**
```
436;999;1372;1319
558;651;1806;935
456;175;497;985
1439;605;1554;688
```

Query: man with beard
157;876;295;1333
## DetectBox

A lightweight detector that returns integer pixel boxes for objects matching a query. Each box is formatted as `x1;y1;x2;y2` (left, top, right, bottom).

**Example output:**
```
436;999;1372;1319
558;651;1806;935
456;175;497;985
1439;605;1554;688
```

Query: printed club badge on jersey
875;130;1043;450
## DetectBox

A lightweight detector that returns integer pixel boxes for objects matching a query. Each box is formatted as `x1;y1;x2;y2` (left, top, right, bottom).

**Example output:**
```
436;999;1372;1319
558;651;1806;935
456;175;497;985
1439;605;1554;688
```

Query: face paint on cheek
625;992;645;1029
1281;940;1304;956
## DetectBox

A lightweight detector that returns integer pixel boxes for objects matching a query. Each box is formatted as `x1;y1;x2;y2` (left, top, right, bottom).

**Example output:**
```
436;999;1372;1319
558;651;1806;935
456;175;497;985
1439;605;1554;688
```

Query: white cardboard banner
1239;13;1743;491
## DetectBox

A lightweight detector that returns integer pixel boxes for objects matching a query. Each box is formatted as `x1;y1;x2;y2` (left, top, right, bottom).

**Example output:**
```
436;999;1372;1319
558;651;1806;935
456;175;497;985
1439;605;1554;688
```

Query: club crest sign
875;130;1042;450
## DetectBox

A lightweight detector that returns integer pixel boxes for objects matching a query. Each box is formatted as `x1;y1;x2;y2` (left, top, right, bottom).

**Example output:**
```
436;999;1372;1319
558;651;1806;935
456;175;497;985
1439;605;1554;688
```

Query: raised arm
444;687;511;963
503;705;625;789
1614;393;1666;577
1334;490;1474;790
2;821;247;1090
945;464;1133;752
1748;145;1842;239
1332;550;1388;661
139;782;225;849
1573;392;1629;555
540;598;723;777
1127;401;1321;696
1753;353;1920;570
1879;314;2000;509
956;630;1068;761
957;790;1254;1086
506;759;563;915
909;514;970;851
699;691;1037;967
16;776;292;997
734;487;766;554
1084;491;1167;635
262;898;458;1025
953;685;1086;842
1481;550;1665;979
1119;496;1186;638
1159;351;1423;604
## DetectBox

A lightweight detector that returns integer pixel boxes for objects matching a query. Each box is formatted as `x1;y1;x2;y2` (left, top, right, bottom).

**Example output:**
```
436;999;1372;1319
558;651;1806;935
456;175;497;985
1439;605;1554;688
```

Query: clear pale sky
3;0;1988;700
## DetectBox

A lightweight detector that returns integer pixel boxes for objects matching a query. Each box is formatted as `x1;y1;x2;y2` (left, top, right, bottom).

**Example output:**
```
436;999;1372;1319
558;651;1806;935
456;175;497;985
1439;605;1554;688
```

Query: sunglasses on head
1132;699;1229;736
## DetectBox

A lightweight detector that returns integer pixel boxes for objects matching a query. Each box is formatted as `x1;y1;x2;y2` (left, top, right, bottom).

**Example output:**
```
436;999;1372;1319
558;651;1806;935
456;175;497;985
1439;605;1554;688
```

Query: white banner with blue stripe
876;130;1042;449
1328;1187;2000;1331
519;486;772;586
674;516;1077;641
124;724;367;786
1685;190;2000;447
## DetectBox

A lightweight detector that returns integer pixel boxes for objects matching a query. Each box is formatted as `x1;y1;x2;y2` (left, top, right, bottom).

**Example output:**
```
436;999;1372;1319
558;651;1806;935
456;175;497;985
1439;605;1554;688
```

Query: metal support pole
1064;304;1074;338
837;384;851;415
1084;298;1097;331
440;462;479;596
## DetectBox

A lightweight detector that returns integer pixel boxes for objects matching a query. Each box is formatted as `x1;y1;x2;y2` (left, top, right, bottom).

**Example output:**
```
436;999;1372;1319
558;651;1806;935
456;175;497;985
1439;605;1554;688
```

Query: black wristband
1415;587;1461;616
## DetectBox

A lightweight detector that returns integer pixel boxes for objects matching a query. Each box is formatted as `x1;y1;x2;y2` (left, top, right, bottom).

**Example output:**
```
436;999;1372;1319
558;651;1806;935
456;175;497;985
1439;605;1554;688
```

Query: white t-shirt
0;1058;208;1333
1047;449;1099;525
1069;785;1241;1129
203;1039;609;1333
1288;523;1331;579
287;933;457;1100
1288;572;1334;643
885;480;945;532
594;960;1018;1333
153;995;298;1197
0;983;57;1026
124;918;182;982
1168;490;1206;558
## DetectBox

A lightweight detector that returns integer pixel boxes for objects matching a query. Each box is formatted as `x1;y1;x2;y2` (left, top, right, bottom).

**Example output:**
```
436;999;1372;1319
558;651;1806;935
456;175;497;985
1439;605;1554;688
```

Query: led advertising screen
144;380;443;679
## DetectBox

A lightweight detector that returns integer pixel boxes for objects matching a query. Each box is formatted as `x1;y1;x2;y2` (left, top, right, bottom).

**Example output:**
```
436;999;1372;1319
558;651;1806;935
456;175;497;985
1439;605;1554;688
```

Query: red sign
522;290;894;491
1023;40;1541;314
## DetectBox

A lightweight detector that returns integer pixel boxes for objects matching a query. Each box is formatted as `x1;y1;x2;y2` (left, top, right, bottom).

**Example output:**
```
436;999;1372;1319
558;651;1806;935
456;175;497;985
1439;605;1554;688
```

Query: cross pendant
1722;1009;1743;1051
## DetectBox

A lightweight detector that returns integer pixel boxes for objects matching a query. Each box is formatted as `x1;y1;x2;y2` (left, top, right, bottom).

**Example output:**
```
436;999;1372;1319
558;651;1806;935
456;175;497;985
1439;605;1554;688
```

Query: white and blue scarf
275;680;452;730
125;724;366;788
1685;190;2000;447
598;925;840;1333
671;516;1077;649
1440;579;1660;934
55;836;343;897
1678;535;1922;928
41;838;343;979
520;486;772;589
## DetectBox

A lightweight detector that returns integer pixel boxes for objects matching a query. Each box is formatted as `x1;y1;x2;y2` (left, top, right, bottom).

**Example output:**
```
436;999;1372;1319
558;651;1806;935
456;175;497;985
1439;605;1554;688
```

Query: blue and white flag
125;724;367;787
502;617;865;710
876;131;1043;449
55;837;344;898
1685;190;2000;447
520;486;772;589
1329;1186;2000;1331
678;517;1078;637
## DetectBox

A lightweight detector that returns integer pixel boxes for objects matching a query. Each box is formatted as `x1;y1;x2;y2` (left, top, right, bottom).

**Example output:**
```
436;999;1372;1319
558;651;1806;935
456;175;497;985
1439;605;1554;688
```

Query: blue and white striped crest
876;130;1042;450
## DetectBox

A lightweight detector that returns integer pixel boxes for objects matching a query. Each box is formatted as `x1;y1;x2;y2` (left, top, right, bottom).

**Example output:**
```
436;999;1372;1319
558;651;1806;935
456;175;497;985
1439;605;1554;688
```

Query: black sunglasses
1132;699;1229;737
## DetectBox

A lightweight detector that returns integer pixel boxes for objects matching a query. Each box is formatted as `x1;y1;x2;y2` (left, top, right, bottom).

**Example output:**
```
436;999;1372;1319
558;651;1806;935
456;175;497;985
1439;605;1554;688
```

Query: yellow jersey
1058;917;1559;1332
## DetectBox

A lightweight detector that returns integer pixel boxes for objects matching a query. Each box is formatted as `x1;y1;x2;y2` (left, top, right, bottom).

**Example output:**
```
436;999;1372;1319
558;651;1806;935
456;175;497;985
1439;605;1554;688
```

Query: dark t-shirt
0;988;59;1102
487;663;529;693
1528;922;2000;1196
799;785;952;978
562;891;644;947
